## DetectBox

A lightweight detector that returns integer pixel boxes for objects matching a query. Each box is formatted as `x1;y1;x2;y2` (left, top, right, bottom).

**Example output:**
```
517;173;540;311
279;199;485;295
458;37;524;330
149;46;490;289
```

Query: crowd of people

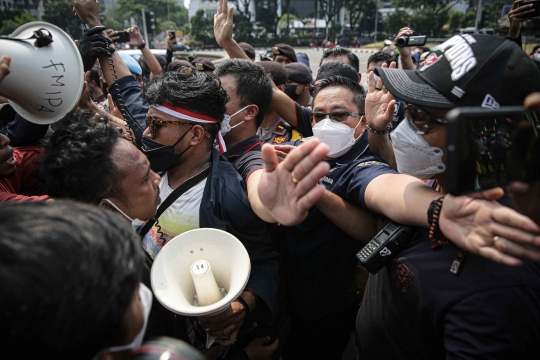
1;0;540;359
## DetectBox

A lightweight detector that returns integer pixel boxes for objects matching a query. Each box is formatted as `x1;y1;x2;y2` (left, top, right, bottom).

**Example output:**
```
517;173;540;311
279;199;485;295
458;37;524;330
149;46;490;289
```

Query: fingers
368;71;375;93
507;181;530;195
228;3;234;20
477;245;523;267
0;56;11;83
384;99;396;121
208;324;235;338
491;206;540;235
492;235;540;262
468;187;505;201
389;61;397;69
524;92;540;109
296;180;328;214
262;143;279;172
215;328;239;346
279;138;322;173
274;144;295;153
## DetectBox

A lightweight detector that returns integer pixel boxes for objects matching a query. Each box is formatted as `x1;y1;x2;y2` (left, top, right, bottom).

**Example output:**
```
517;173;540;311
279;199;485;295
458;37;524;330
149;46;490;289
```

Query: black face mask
284;84;300;101
141;126;194;173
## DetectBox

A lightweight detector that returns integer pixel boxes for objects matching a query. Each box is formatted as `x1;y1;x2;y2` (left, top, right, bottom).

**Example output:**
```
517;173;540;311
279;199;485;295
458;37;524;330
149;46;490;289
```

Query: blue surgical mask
101;199;146;232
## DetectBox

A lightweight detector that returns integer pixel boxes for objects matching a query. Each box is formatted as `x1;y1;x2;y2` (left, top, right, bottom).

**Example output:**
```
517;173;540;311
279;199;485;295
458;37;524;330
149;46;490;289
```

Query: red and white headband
152;102;227;153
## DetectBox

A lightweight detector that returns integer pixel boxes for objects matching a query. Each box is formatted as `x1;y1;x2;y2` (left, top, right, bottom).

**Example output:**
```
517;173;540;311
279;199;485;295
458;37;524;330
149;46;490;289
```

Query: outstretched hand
214;0;234;47
365;62;396;132
440;188;540;267
258;138;330;226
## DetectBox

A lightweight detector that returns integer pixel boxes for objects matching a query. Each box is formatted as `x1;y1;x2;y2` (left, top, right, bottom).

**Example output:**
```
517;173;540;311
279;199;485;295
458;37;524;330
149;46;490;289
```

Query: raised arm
126;26;163;79
71;0;147;144
214;0;250;60
364;172;540;267
365;66;397;169
394;27;416;71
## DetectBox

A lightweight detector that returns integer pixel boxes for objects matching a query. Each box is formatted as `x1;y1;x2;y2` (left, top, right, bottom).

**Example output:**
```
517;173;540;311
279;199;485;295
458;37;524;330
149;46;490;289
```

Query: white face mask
220;105;251;136
390;120;446;178
312;117;362;158
101;199;146;233
93;283;153;358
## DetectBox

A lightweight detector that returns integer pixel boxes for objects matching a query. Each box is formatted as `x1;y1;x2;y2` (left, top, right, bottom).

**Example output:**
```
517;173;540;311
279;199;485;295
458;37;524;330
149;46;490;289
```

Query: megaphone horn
151;228;251;318
0;22;84;125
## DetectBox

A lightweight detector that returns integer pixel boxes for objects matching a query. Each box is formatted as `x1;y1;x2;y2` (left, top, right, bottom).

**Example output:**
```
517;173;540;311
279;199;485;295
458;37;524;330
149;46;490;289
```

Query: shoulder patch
273;120;287;135
357;161;389;168
272;136;287;144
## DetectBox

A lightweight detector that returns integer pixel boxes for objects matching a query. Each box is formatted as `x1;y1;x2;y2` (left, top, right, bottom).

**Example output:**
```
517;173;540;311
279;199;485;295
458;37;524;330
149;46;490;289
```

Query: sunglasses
310;111;362;123
405;104;447;134
145;115;191;137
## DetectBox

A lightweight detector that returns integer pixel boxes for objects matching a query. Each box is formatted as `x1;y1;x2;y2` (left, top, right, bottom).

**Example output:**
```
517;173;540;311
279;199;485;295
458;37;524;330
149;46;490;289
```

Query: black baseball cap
376;34;540;109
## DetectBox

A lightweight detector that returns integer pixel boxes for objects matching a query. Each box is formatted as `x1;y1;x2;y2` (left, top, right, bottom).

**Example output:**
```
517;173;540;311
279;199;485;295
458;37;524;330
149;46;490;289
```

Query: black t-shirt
357;228;540;360
224;135;264;183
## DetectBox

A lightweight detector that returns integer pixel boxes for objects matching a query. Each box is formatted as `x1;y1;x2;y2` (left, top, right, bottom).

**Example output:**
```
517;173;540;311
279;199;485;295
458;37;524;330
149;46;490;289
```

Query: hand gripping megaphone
0;21;84;124
151;228;251;317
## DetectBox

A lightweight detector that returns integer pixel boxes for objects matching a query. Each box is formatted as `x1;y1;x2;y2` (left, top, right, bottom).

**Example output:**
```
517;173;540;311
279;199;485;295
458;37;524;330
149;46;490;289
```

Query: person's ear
244;105;259;122
357;73;362;84
188;124;208;146
277;84;285;92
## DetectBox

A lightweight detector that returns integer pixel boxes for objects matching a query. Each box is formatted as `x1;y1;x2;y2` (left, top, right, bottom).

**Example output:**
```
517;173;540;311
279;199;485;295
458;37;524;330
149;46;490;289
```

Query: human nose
0;133;10;148
151;170;160;188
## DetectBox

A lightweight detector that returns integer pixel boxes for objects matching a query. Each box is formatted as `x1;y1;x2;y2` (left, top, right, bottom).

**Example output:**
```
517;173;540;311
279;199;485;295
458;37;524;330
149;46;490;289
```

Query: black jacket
199;146;280;321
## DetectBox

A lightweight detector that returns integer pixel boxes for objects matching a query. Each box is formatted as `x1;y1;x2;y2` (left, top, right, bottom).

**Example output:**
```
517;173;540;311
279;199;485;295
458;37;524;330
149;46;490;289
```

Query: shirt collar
223;135;262;160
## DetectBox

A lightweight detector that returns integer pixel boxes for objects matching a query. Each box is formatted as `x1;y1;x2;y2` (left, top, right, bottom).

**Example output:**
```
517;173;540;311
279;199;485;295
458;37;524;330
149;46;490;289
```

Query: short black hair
0;200;143;359
367;51;394;69
320;47;360;72
532;44;540;55
143;68;228;138
256;61;288;86
40;110;125;204
312;75;366;114
316;61;360;84
89;69;100;85
214;59;273;127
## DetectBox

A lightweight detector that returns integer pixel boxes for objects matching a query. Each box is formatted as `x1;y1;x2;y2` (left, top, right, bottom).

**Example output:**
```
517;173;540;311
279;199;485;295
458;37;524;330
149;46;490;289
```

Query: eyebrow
142;161;151;183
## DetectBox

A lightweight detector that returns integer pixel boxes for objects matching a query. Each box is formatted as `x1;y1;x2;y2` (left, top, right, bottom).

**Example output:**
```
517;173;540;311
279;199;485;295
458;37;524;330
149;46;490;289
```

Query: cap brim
375;67;454;109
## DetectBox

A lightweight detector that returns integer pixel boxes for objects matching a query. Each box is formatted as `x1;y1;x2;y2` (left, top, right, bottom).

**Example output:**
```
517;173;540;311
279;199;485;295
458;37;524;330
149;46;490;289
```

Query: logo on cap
195;63;204;71
418;53;441;72
272;46;280;55
481;94;500;110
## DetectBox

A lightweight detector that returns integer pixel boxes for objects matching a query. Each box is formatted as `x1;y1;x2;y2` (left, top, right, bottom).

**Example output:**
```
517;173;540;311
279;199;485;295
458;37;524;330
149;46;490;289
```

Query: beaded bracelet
366;122;392;135
428;196;448;249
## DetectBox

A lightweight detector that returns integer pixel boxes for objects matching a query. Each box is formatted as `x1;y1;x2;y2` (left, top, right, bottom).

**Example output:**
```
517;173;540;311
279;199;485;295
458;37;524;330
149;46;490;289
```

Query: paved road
197;47;380;86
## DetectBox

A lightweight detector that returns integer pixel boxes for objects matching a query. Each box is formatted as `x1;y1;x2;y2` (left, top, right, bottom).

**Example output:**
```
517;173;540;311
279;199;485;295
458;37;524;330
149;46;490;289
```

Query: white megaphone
0;21;84;124
151;228;251;318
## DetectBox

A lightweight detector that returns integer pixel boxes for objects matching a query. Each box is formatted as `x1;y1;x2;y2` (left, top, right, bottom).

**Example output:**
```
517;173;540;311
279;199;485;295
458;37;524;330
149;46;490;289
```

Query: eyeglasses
405;104;447;134
145;115;191;137
310;111;362;123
